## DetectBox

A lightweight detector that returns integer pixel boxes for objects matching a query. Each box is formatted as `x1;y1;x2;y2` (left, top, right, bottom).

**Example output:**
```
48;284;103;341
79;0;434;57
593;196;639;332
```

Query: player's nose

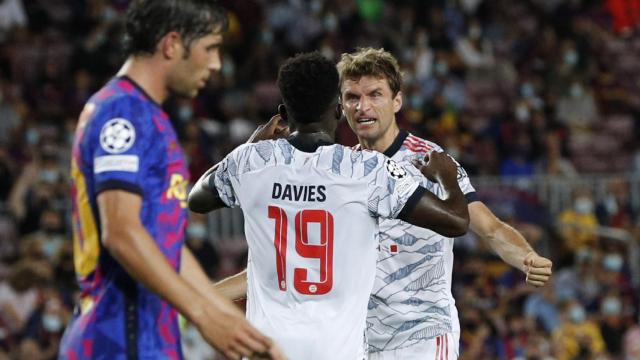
208;52;222;73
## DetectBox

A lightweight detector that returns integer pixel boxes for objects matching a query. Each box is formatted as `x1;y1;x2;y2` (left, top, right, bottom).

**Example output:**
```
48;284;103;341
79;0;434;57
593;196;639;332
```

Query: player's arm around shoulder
401;151;470;236
468;200;552;287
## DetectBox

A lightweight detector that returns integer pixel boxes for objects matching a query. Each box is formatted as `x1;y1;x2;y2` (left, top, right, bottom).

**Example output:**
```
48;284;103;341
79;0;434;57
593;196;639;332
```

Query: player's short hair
277;52;339;124
123;0;228;57
337;47;402;96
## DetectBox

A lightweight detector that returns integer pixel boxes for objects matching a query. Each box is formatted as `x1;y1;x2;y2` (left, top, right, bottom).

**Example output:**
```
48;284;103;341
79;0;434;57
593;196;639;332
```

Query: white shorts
368;333;459;360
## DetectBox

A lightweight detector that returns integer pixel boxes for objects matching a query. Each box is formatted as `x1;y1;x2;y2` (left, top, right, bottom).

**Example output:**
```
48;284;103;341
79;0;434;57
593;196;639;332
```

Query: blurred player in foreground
60;1;282;359
188;52;470;359
337;47;553;359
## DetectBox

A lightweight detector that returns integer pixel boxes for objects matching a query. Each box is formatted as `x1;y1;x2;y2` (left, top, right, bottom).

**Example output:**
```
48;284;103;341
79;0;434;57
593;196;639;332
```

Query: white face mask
42;314;63;332
574;197;593;214
602;254;623;272
569;305;586;323
601;297;622;316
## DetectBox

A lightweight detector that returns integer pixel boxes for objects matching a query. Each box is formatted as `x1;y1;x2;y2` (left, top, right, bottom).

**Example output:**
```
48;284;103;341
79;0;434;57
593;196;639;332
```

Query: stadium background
0;0;639;359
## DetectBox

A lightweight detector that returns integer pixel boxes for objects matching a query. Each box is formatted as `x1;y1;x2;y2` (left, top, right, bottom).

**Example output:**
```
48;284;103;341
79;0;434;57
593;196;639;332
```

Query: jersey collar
116;75;163;108
286;135;334;153
382;129;409;158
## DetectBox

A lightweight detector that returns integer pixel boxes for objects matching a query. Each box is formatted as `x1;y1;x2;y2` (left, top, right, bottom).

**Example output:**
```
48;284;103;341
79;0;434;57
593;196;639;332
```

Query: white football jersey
363;131;476;353
213;138;424;360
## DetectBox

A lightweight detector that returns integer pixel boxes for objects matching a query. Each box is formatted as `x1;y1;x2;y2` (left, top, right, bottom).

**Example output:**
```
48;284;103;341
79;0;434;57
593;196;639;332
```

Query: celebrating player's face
341;75;402;146
169;31;223;98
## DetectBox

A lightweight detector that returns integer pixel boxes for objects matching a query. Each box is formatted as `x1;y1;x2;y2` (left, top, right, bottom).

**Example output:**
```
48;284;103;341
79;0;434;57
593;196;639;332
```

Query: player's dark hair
123;0;228;57
277;52;339;124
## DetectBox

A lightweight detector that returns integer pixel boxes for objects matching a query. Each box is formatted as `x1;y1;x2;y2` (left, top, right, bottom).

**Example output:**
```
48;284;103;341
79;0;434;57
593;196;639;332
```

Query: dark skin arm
404;151;469;237
190;149;468;237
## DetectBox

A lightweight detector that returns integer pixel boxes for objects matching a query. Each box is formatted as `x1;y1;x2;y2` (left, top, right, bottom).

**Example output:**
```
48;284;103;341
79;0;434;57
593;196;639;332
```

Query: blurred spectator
596;177;636;229
0;0;26;41
0;260;51;337
555;80;600;133
552;299;606;360
536;131;577;178
598;292;626;356
624;323;640;360
557;188;598;251
524;280;560;333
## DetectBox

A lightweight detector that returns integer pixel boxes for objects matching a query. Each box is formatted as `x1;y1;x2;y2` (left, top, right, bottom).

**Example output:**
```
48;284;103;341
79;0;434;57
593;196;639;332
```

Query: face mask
324;13;338;32
570;83;584;98
261;30;274;45
40;169;59;184
520;83;535;98
178;106;193;122
569;305;586;323
435;61;449;76
102;7;117;22
515;103;530;123
574;197;593;214
26;128;40;146
187;223;207;239
42;314;63;332
410;95;424;109
601;297;622;316
602;254;623;272
564;50;578;66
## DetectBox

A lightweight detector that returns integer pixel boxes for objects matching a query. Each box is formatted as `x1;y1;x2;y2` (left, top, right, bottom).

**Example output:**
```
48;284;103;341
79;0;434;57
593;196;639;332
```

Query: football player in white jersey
337;47;553;359
188;52;470;360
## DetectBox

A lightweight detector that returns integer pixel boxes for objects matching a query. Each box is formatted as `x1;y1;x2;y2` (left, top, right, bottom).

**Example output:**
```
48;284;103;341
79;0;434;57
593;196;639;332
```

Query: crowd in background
0;0;639;359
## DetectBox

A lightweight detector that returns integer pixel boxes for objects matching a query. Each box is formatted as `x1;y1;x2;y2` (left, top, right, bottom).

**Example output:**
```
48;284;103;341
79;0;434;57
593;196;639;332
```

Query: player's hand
251;343;288;360
195;308;285;360
523;251;553;287
412;151;458;185
247;114;290;143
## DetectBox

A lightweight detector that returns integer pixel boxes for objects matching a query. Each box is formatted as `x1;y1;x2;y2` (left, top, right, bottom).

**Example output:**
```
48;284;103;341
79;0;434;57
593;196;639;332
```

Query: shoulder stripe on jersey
405;135;431;148
404;135;433;153
402;141;430;153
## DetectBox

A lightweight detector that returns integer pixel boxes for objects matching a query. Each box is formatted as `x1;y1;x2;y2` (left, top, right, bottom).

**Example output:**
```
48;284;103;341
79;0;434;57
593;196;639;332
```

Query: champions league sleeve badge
385;159;407;179
100;118;136;154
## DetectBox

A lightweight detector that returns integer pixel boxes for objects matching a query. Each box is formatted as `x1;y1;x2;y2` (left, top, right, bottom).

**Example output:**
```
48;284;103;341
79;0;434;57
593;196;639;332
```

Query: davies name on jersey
271;183;327;202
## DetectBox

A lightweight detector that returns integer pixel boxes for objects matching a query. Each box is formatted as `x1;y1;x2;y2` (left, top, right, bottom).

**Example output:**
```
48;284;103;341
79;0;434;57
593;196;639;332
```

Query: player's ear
278;104;287;121
160;31;182;60
335;103;342;120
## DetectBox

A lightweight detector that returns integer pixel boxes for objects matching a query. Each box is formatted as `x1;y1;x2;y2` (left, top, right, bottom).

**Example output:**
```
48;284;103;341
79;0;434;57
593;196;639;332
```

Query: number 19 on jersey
268;206;334;295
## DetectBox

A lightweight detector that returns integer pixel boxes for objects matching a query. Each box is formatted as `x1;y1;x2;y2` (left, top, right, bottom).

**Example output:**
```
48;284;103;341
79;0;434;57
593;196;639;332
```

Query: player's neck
359;124;400;153
117;58;169;104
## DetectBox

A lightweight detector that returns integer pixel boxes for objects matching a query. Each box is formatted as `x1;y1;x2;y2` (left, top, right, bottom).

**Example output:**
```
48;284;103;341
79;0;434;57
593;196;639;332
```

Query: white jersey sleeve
365;155;423;220
211;145;242;208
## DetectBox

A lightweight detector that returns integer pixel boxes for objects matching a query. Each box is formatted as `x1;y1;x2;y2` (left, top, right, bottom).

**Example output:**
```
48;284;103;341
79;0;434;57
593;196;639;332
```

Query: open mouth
357;117;376;125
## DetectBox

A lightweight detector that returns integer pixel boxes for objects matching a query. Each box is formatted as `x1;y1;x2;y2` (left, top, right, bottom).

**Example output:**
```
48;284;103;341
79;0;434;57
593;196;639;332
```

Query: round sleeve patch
385;158;407;179
100;118;136;154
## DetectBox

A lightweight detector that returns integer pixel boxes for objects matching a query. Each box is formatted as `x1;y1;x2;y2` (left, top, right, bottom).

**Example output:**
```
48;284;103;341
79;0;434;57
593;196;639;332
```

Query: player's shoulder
401;132;442;154
90;78;157;119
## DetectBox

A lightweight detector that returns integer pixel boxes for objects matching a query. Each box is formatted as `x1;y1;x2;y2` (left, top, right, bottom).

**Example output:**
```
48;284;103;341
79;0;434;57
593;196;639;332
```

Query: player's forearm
405;183;469;237
180;247;243;315
485;223;534;272
188;164;225;213
213;269;248;301
469;203;534;272
103;226;214;323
